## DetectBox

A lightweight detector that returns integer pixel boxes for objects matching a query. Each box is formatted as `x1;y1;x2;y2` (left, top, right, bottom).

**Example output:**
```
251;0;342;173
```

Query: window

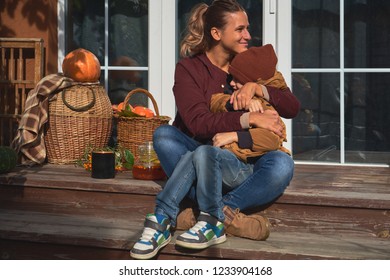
292;0;390;165
65;0;149;108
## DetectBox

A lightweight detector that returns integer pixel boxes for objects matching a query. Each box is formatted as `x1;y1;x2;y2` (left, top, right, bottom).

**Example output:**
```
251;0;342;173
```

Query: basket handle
62;86;96;112
123;88;160;117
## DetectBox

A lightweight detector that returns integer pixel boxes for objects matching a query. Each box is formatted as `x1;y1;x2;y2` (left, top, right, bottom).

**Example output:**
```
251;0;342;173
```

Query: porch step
0;164;389;259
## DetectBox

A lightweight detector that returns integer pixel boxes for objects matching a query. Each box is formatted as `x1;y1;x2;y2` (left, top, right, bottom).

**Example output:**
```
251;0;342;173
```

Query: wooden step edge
0;167;162;196
1;164;389;210
275;190;390;210
1;180;388;210
0;210;389;260
1;179;388;211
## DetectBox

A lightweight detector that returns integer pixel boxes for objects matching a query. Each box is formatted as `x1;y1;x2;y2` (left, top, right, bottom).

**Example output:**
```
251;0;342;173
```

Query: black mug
91;151;115;179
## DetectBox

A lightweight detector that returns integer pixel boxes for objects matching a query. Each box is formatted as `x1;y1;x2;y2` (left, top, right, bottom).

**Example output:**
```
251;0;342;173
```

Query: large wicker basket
44;84;113;164
115;88;171;156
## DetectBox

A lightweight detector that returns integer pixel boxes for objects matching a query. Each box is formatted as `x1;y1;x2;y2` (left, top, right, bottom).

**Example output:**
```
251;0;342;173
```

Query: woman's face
219;11;251;55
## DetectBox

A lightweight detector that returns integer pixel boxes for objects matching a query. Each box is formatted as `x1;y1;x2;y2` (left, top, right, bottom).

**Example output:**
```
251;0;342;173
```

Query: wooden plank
0;79;34;84
0;210;389;260
0;38;43;44
0;184;156;221
276;165;390;209
0;239;130;260
1;184;389;238
2;163;389;209
9;47;14;80
0;165;163;196
263;203;390;238
0;239;209;260
34;40;44;83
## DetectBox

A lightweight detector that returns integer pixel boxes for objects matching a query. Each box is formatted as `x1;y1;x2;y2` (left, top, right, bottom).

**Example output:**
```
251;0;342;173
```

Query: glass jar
132;141;166;180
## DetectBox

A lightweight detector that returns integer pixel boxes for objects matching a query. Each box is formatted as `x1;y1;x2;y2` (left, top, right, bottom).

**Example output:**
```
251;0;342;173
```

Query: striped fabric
12;73;98;165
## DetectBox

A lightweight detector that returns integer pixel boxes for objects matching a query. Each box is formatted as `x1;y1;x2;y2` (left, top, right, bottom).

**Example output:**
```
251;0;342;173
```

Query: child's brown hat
229;44;277;84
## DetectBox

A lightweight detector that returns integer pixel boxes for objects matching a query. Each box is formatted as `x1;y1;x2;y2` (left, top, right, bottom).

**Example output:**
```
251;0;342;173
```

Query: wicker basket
44;84;113;164
115;88;171;156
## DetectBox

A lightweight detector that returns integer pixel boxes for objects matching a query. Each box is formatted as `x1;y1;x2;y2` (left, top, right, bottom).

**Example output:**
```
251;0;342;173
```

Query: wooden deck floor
0;163;389;259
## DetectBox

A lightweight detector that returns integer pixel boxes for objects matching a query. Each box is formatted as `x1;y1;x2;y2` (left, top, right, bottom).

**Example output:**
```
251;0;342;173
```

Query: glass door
290;0;390;165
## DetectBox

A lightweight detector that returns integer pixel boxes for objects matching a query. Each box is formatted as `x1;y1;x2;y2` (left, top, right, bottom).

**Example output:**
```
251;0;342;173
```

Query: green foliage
0;146;17;174
75;144;134;171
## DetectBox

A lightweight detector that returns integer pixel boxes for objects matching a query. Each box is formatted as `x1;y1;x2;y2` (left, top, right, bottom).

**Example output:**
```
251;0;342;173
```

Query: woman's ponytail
180;3;208;57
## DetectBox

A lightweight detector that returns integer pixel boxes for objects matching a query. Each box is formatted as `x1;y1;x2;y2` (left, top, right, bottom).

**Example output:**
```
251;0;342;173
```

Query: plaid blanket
12;73;98;166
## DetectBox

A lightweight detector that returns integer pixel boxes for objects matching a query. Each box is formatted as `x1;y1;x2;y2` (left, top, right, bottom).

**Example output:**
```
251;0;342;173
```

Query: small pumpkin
0;146;17;174
117;102;133;112
62;48;101;82
132;106;155;118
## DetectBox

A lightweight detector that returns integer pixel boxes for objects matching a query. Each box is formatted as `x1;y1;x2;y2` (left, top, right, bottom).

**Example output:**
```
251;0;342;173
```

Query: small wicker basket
44;84;113;164
115;88;171;157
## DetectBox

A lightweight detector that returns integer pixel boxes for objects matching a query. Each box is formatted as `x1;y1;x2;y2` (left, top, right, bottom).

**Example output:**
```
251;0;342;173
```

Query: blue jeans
153;125;294;224
154;145;253;225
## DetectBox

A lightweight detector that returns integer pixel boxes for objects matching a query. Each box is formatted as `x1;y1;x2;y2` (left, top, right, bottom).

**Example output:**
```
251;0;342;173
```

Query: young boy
210;44;291;161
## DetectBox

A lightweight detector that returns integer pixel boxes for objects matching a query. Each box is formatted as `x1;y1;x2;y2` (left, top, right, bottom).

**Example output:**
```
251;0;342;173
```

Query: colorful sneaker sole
175;234;226;250
130;234;171;260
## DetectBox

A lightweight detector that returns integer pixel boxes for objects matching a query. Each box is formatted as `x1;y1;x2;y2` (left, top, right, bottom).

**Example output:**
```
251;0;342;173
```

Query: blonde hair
180;3;208;58
180;0;245;58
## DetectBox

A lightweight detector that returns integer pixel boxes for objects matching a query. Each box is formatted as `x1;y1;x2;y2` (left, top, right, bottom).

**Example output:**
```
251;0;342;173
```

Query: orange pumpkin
116;102;134;112
117;102;125;112
132;106;155;118
62;48;101;82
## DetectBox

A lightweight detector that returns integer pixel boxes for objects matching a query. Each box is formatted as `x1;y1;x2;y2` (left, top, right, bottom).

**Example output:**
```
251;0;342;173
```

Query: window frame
286;0;389;167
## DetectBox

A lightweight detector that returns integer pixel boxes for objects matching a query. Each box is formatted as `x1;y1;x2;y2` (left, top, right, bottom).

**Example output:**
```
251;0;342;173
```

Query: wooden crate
0;38;44;146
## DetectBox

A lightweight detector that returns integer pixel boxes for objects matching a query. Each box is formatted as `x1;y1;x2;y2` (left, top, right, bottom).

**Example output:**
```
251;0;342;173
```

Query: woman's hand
230;82;263;111
249;110;283;137
212;132;238;147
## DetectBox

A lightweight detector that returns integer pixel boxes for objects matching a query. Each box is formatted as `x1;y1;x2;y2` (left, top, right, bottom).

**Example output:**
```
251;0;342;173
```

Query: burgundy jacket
172;53;300;143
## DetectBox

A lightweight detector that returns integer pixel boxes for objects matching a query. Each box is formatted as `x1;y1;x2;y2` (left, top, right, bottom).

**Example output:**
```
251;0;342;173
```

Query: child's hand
248;99;264;113
212;132;238;147
230;82;263;111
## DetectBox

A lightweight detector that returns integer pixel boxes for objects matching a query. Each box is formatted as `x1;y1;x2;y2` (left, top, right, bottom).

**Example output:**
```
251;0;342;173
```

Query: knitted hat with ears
228;44;278;84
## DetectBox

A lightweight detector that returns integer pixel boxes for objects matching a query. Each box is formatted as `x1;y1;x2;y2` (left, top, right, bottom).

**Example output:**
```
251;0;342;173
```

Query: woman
157;0;298;224
131;0;300;259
